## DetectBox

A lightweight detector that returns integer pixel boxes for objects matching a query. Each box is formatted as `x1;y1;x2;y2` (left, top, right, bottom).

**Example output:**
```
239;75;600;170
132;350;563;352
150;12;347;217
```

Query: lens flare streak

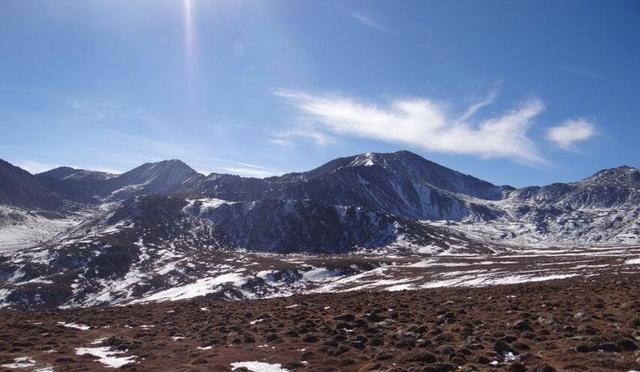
182;0;196;84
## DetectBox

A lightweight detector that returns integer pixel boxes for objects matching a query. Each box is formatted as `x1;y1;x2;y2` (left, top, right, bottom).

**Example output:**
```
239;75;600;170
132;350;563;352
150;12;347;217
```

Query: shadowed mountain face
96;194;490;255
185;197;487;254
36;167;117;204
0;160;63;211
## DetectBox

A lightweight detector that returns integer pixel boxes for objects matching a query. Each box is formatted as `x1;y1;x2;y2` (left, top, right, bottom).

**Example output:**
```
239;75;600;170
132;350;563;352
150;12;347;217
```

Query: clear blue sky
1;0;638;187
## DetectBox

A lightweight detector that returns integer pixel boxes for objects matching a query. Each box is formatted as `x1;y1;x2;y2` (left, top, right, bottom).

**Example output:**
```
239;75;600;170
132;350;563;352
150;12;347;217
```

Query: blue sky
0;0;638;187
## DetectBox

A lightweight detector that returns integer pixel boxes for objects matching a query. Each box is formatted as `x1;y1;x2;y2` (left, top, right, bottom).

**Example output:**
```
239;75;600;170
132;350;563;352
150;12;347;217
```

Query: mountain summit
105;159;205;199
194;151;511;220
583;165;640;186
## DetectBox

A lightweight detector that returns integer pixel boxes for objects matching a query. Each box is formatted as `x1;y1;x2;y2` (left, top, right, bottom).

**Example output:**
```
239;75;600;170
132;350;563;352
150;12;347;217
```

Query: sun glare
183;0;196;84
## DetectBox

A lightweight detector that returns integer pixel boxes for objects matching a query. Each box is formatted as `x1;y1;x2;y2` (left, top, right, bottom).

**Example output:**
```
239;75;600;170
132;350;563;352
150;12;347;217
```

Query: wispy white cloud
67;98;118;120
270;125;334;146
120;136;282;178
13;152;280;178
546;118;596;149
13;160;60;174
269;138;289;146
275;89;547;164
83;166;123;174
220;160;282;178
335;4;394;35
222;166;281;178
67;98;161;127
10;159;121;174
458;83;501;122
560;65;603;80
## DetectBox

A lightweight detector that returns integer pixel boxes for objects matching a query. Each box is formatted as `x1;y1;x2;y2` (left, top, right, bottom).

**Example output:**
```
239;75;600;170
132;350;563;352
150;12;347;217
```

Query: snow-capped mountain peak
346;152;382;168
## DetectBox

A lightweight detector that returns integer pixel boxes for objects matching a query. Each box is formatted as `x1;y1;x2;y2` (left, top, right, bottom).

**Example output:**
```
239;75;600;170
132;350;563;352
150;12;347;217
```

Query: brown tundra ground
1;274;639;372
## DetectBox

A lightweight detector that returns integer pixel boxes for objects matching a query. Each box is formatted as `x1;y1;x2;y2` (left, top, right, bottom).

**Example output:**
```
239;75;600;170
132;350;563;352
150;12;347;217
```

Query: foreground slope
1;274;639;371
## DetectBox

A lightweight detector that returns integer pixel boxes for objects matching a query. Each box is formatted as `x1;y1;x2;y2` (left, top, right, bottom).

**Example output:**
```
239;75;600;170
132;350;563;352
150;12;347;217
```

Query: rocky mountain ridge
1;151;639;248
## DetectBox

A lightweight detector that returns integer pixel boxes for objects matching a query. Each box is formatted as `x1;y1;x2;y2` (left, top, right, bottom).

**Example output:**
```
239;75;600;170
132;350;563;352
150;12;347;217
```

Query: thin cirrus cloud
560;64;603;80
129;137;282;178
270;125;333;147
12;159;122;175
12;160;61;174
222;166;281;178
546;119;596;150
67;98;162;127
335;4;395;35
274;89;551;164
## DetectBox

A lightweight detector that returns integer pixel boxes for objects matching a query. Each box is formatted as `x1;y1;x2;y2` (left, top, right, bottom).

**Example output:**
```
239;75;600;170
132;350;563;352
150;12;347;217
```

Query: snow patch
423;273;577;288
231;361;290;372
57;322;90;330
134;272;246;302
1;357;36;369
75;346;136;368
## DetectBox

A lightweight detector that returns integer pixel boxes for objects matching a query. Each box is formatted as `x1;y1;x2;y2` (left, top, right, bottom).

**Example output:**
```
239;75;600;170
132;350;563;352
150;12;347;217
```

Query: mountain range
0;150;639;308
26;151;511;220
2;150;639;247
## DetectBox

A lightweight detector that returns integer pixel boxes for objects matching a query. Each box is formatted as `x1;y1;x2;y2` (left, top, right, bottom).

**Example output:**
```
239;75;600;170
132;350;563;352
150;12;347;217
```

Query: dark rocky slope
0;160;64;211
